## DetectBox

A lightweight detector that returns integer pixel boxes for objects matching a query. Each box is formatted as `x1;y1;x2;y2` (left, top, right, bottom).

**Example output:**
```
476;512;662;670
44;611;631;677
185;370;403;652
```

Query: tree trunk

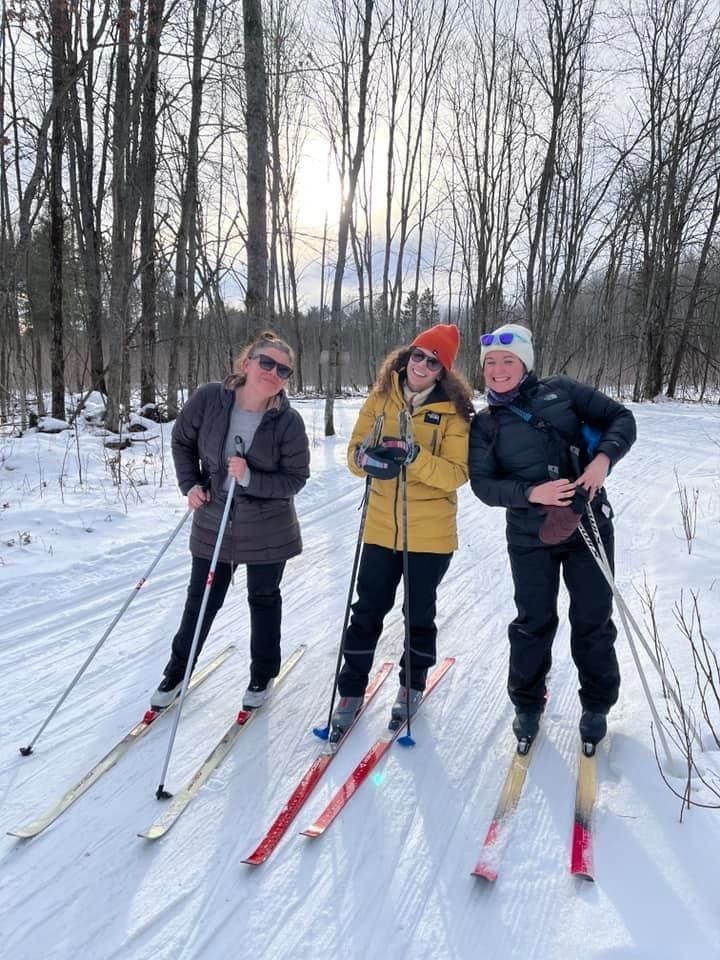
243;0;269;333
49;0;67;420
139;0;164;410
325;0;375;437
106;0;132;431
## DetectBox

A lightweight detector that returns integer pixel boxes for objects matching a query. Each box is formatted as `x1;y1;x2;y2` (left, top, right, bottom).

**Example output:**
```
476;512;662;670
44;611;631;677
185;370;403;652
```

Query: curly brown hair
373;346;475;421
224;330;294;390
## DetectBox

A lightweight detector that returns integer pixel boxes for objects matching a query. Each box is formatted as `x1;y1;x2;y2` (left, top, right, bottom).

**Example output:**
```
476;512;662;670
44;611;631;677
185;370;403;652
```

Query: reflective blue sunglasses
480;332;529;347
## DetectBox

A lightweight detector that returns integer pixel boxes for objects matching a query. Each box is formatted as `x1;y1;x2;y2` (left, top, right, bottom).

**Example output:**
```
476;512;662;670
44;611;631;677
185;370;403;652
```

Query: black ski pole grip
235;435;245;458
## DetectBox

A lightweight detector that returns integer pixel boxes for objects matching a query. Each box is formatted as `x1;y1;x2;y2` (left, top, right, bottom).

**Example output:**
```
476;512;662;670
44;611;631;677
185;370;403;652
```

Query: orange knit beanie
410;323;460;371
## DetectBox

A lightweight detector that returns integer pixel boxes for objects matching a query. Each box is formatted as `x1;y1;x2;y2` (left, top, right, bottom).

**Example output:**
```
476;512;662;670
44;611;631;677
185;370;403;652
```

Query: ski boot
512;710;542;755
242;677;275;710
150;659;187;710
389;686;423;731
579;710;607;756
329;696;363;743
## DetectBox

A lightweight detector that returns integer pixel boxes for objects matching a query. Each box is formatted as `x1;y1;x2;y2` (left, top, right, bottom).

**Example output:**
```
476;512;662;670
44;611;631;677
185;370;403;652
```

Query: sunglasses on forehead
251;353;293;379
409;348;443;372
480;331;530;347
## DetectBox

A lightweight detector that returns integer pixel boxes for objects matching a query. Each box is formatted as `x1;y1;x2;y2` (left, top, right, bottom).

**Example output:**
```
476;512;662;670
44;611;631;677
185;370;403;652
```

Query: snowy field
1;396;719;960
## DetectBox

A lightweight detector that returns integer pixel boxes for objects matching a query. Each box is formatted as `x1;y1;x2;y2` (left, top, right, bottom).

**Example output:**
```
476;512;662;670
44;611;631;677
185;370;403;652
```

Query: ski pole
313;479;372;740
155;437;244;799
581;502;700;744
578;507;683;768
19;508;192;757
397;410;416;748
314;414;384;740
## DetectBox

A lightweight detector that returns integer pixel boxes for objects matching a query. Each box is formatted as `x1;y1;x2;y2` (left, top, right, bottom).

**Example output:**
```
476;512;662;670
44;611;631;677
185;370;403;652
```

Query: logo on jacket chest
424;411;441;424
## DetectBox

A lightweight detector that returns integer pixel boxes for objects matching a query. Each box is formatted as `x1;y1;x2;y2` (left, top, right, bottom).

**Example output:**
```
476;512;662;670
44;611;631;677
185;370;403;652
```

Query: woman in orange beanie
328;323;475;738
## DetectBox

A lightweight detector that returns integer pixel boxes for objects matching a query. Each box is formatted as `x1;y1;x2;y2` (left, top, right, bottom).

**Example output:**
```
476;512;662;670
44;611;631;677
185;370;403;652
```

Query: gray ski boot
389;686;423;730
329;695;363;742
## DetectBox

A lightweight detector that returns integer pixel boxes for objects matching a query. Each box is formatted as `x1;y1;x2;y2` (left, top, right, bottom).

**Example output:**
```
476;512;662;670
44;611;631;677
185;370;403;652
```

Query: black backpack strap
506;396;583;477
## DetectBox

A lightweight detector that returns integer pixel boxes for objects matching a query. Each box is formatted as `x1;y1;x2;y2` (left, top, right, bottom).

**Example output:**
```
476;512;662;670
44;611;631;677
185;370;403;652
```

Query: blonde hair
225;330;294;389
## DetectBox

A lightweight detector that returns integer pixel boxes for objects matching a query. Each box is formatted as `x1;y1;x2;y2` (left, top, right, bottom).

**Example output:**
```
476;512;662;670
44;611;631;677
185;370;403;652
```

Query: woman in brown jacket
330;323;474;737
150;331;310;711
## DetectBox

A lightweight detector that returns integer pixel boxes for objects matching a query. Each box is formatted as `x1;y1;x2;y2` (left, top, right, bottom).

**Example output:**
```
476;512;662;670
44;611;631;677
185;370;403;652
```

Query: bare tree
625;0;720;399
321;0;379;435
244;0;269;332
139;0;166;411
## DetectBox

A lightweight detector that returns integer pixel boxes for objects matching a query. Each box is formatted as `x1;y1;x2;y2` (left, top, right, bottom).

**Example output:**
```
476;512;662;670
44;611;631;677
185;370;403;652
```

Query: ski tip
300;827;321;839
472;866;498;882
572;870;595;882
138;831;159;841
241;855;264;867
313;725;330;740
397;734;416;748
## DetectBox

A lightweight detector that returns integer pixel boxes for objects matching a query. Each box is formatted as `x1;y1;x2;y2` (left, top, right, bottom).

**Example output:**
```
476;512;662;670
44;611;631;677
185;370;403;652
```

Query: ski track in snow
2;399;720;960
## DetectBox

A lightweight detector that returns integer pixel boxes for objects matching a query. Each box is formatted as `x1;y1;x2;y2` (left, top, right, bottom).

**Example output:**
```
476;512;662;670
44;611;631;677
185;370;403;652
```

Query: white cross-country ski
472;735;539;881
8;644;235;840
138;644;306;841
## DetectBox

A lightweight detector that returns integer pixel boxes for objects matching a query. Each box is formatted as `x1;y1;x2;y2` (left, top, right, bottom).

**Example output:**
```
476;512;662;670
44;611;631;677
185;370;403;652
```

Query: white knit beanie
480;323;534;372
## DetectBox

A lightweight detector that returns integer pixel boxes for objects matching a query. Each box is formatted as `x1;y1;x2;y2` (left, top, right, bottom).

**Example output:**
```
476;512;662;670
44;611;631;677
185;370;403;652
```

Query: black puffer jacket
171;382;310;564
469;374;636;546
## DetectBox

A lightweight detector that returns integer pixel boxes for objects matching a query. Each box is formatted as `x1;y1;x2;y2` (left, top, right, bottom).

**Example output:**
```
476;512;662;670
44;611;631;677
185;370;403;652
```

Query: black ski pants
338;543;452;696
169;555;286;684
507;525;619;715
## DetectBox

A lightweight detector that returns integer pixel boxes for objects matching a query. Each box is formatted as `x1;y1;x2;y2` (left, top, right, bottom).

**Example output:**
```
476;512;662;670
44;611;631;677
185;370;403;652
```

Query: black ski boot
512;711;542;754
579;710;607;749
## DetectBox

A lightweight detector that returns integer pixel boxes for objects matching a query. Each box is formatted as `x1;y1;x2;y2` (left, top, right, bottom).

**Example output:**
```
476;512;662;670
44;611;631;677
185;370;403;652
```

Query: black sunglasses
252;353;293;380
409;348;442;372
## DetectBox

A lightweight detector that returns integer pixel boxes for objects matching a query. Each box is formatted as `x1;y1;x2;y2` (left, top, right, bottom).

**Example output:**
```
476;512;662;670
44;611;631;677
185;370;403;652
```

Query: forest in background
1;0;719;435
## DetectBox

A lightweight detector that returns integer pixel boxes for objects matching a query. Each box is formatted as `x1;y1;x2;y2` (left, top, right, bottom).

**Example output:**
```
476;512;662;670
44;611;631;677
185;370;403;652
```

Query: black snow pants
338;543;452;696
506;524;619;715
169;555;286;685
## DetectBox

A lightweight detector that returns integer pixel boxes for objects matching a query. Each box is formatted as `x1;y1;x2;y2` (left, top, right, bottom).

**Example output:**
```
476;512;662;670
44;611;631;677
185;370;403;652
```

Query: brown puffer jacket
171;382;310;565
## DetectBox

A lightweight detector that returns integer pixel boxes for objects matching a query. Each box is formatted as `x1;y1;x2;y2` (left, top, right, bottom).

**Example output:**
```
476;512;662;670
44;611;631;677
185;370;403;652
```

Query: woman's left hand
227;456;247;482
576;453;610;501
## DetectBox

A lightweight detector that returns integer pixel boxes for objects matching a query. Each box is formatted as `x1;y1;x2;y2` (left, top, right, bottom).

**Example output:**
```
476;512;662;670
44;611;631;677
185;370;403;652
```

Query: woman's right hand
187;484;209;510
527;479;576;506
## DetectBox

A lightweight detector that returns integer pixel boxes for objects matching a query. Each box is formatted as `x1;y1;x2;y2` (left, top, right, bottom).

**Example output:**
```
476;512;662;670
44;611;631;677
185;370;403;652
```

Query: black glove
356;437;412;479
380;437;419;463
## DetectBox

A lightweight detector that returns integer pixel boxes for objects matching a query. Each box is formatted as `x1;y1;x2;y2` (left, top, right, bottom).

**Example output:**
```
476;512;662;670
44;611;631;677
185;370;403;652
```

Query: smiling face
242;345;293;399
406;348;443;392
483;350;526;393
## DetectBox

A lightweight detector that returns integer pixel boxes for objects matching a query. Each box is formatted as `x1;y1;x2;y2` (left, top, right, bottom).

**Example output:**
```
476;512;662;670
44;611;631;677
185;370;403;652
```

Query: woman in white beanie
469;323;636;751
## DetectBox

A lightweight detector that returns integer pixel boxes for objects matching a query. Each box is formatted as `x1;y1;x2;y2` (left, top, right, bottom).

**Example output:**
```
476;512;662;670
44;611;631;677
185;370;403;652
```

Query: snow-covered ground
1;397;719;960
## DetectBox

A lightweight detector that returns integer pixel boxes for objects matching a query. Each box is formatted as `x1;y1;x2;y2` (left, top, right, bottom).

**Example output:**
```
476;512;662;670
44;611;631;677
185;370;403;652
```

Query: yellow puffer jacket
347;372;470;553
